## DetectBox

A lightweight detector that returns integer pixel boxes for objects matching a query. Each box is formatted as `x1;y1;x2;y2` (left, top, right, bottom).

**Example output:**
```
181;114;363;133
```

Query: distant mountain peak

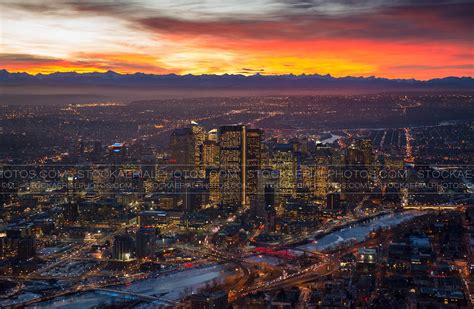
0;69;472;90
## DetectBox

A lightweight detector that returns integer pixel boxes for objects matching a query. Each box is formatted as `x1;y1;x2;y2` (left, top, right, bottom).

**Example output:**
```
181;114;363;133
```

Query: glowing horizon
1;1;473;80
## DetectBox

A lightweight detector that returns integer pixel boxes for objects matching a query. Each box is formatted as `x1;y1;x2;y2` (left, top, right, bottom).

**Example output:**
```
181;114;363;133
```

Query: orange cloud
0;52;176;74
1;1;472;79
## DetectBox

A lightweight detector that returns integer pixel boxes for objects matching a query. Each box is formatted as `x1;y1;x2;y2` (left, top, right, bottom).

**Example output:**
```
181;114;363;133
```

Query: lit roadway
28;243;91;279
238;251;336;296
175;243;252;293
237;228;396;298
11;211;424;307
6;224;140;307
15;276;175;308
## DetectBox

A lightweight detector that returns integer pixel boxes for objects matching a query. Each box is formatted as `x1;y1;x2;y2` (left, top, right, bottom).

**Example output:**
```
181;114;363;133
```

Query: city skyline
1;1;474;308
1;0;473;79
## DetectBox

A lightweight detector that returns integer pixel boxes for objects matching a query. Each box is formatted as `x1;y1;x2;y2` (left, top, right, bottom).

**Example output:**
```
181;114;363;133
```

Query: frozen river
29;264;235;308
27;212;423;308
320;133;343;145
298;211;424;252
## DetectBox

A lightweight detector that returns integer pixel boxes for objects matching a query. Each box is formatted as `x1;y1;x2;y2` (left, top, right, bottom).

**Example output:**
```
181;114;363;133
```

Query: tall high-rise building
252;168;279;232
201;140;220;169
271;144;296;198
64;174;79;223
314;156;329;199
346;139;373;166
184;184;208;212
169;128;195;168
344;139;374;204
206;167;220;205
17;236;35;261
253;169;279;213
0;235;5;260
219;125;246;208
108;142;127;185
218;125;263;208
136;227;156;259
170;123;206;172
112;234;135;261
6;224;35;261
327;192;342;210
245;129;263;205
63;201;79;223
300;161;316;196
191;123;206;171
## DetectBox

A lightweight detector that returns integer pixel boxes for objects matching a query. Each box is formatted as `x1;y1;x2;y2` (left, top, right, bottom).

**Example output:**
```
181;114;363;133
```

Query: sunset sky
0;0;472;79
